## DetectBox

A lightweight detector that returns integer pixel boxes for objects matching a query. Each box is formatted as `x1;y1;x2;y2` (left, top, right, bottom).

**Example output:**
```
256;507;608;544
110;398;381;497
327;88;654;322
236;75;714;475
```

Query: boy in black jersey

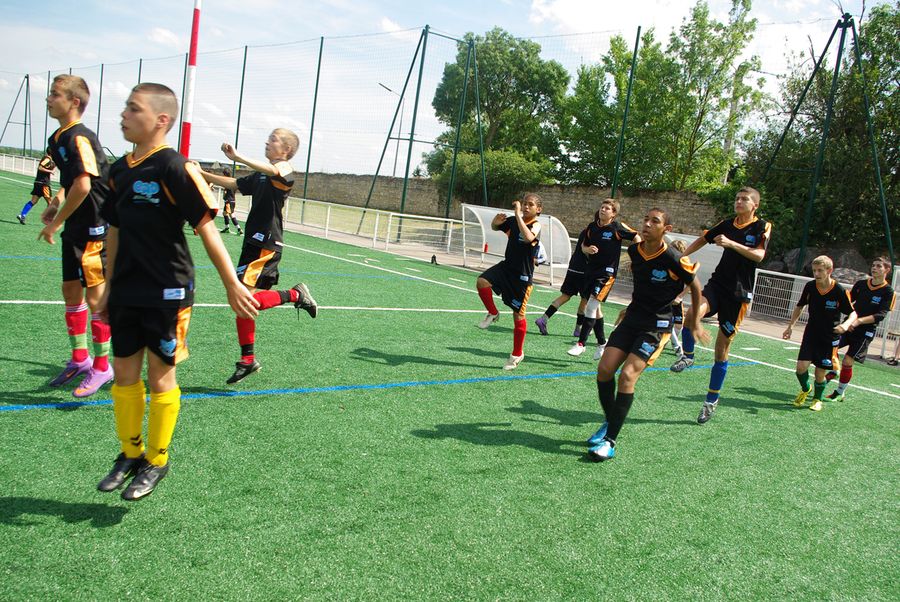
824;257;895;401
219;166;242;235
782;256;857;412
568;199;639;360
534;228;589;338
95;83;258;500
38;75;114;398
670;186;772;425
586;208;708;461
200;129;318;384
475;193;542;370
17;154;55;224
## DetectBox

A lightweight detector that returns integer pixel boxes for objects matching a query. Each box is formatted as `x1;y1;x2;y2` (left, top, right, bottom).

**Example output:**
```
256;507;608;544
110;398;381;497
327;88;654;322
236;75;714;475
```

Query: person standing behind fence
17;154;55;225
200;129;318;385
219;166;242;235
475;193;542;370
669;186;771;425
534;228;590;338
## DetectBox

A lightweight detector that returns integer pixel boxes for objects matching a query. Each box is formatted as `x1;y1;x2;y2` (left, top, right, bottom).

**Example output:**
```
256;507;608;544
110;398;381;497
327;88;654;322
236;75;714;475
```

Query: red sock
236;317;256;363
478;287;498;315
65;303;89;362
90;314;111;371
839;365;852;384
513;319;527;356
253;290;286;311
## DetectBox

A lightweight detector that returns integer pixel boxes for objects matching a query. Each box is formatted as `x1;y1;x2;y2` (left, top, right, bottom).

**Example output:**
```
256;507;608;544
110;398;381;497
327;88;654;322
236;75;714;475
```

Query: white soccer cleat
567;343;586;357
593;344;606;361
503;354;524;370
477;313;500;329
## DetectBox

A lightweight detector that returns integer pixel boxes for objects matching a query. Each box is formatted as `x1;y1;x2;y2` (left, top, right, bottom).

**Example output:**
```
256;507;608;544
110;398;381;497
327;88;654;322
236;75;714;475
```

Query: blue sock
706;360;728;403
19;200;35;217
682;328;695;358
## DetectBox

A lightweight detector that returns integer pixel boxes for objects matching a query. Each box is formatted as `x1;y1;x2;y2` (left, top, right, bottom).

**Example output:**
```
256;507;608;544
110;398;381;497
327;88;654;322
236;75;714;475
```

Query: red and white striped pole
178;0;202;157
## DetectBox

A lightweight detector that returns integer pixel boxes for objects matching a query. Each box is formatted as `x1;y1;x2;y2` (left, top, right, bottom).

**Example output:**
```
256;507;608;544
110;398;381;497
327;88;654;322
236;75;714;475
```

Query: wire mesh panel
138;54;187;144
190;48;244;161
95;60;141;156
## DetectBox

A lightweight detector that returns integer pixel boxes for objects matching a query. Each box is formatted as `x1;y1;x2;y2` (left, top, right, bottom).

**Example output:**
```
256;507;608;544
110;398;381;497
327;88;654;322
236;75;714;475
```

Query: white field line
740;347;761;351
449;278;466;283
0;175;32;186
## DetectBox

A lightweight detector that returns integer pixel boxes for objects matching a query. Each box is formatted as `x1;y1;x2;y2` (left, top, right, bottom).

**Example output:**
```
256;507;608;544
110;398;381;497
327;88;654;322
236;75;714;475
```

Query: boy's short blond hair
53;75;90;114
812;255;833;270
273;128;300;160
132;83;179;132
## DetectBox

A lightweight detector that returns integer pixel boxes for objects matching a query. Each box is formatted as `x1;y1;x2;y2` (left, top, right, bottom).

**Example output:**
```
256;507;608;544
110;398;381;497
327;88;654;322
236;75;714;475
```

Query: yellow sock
146;386;181;467
112;381;146;458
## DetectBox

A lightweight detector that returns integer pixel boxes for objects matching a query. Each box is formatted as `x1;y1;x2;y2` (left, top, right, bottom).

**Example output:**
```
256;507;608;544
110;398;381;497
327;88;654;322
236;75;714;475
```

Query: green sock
813;381;826;401
796;371;810;392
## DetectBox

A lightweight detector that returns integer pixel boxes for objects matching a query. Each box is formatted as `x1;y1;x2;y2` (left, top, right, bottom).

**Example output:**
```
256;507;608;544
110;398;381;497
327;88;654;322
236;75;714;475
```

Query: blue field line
0;361;757;413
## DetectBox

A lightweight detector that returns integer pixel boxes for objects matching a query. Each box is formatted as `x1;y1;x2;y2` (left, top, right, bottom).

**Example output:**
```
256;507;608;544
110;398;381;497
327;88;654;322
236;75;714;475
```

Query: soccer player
667;239;689;358
219;166;242;235
475;193;542;370
586;208;708;461
824;257;896;401
17;154;55;224
200;130;318;384
96;83;259;500
534;228;589;338
567;199;639;360
782;256;857;412
669;186;772;424
38;75;114;398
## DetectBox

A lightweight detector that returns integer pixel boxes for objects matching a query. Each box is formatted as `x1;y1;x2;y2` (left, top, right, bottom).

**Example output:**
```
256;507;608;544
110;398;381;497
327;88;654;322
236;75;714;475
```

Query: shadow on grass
446;346;573;369
505;399;598;427
350;347;495;369
0;355;64;381
667;385;795;416
0;497;128;527
410;421;583;457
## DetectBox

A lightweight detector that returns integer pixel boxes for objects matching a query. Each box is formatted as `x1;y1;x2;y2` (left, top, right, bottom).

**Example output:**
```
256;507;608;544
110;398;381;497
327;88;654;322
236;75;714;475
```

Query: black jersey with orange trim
34;155;54;186
567;229;588;273
704;216;771;294
223;187;235;204
103;146;217;308
849;278;895;337
797;279;854;341
582;219;637;277
47;121;110;243
625;242;697;329
237;161;294;251
497;215;541;282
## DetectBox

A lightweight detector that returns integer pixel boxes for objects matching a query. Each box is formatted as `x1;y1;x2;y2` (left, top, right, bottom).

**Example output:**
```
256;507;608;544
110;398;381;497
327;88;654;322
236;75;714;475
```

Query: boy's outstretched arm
198;166;238;191
221;143;279;177
195;218;259;319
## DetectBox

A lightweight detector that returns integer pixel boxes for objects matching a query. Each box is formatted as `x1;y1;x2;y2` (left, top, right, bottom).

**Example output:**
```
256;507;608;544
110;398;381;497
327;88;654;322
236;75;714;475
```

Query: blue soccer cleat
588;438;616;462
586;422;608;446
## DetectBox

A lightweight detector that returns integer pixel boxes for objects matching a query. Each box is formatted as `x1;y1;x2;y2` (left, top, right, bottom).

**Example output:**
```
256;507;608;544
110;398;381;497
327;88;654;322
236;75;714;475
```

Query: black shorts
798;334;840;370
671;301;684;324
61;238;106;287
607;313;671;367
837;330;874;364
560;270;585;297
223;200;235;217
109;304;193;366
236;244;281;290
580;273;615;302
702;282;749;339
480;262;533;314
31;182;52;199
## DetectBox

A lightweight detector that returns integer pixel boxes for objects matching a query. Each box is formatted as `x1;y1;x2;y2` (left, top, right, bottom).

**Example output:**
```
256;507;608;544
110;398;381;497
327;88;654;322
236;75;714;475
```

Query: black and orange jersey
797;279;854;341
47;120;110;243
582;219;638;277
849;278;895;336
625;242;697;329
237;161;294;251
497;214;541;283
567;229;588;274
223;186;235;204
704;216;771;295
103;146;217;308
34;155;55;186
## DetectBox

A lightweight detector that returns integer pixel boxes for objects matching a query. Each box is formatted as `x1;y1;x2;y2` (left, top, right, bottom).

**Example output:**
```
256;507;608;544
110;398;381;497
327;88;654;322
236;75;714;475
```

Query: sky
0;0;887;173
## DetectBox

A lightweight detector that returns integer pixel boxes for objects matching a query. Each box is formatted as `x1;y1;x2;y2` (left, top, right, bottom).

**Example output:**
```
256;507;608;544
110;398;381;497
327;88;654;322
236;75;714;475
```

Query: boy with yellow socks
95;83;258;500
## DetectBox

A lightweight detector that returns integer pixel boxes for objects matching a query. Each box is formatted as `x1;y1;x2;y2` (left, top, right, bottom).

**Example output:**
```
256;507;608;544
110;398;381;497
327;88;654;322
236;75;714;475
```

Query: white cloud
148;27;183;50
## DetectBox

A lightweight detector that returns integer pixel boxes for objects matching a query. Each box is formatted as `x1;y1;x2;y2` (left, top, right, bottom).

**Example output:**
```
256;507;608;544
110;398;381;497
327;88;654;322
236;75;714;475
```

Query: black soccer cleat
292;282;318;319
97;453;144;492
16;214;26;225
121;461;169;501
226;360;262;384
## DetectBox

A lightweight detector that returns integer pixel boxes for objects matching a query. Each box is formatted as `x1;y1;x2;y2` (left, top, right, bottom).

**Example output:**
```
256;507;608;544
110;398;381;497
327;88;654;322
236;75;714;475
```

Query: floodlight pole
0;75;27;151
610;26;641;198
472;42;487;206
96;64;104;136
233;45;248;175
444;40;473;219
23;74;31;156
304;37;324;198
399;24;429;216
43;71;50;147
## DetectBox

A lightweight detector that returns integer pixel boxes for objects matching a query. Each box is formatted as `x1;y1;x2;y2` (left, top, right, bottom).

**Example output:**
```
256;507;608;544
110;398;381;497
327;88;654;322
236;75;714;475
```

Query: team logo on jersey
602;231;613;240
821;358;833;367
132;180;160;204
159;338;177;357
723;321;735;335
639;341;656;357
651;269;668;283
745;235;757;246
872;296;881;304
252;232;265;242
511;299;522;310
825;300;838;309
58;147;68;162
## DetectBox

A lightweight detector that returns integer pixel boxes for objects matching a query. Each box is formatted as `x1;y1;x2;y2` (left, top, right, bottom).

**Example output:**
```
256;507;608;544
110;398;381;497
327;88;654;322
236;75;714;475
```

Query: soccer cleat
477;313;500;329
97;453;144;492
226;360;262;384
809;400;824;412
17;214;26;225
792;387;812;408
697;400;718;424
567;343;586;357
220;226;230;233
73;366;114;398
572;326;582;338
670;356;694;373
236;227;243;235
292;282;318;318
586;422;608;446
587;438;616;462
48;358;93;387
672;345;684;357
593;344;606;361
535;315;549;336
826;390;844;402
502;354;524;370
825;370;837;382
121;461;170;501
